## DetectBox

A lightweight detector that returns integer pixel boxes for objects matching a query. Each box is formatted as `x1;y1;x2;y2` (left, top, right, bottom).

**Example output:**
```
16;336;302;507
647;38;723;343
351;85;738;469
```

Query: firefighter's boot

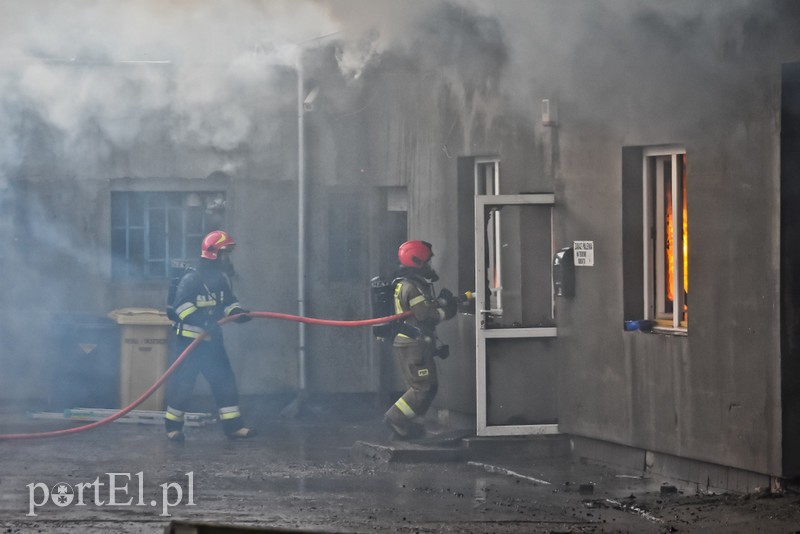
227;427;257;439
384;412;424;440
164;407;186;442
220;406;256;439
166;430;185;442
385;394;427;440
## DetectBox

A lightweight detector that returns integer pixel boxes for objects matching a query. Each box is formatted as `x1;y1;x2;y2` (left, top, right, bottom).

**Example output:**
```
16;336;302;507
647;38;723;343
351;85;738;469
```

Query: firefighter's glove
437;288;458;320
231;307;252;323
435;344;450;359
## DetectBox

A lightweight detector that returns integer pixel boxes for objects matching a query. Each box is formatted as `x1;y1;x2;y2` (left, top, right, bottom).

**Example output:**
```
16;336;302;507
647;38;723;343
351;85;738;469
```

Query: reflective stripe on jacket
393;276;444;342
172;268;243;339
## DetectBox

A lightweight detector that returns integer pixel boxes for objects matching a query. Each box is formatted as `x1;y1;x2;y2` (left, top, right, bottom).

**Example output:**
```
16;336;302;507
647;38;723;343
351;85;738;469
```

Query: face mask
419;263;439;283
219;253;235;276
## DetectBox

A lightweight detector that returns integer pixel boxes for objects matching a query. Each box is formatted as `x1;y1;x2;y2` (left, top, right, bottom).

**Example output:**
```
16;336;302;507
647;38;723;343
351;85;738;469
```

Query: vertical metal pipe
296;51;307;392
292;32;338;404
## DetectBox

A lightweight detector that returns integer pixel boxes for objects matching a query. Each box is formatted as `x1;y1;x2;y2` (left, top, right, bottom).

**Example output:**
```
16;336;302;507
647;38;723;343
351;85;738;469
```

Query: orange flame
665;156;688;317
666;187;674;303
682;160;688;296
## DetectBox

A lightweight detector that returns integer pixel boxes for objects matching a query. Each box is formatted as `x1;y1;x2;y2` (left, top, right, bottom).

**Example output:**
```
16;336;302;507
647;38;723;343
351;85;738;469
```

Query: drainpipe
283;33;338;418
297;51;307;395
280;49;308;419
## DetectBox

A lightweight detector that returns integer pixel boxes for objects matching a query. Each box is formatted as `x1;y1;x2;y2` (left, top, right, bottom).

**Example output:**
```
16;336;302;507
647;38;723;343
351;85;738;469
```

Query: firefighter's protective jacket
172;266;245;340
393;270;445;344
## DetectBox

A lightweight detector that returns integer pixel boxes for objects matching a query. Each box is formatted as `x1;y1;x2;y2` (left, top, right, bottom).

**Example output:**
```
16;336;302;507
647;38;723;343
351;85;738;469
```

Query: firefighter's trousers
384;337;438;429
164;335;244;434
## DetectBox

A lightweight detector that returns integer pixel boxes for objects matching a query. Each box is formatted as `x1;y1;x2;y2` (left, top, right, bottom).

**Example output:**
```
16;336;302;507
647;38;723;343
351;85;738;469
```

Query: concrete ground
1;395;799;533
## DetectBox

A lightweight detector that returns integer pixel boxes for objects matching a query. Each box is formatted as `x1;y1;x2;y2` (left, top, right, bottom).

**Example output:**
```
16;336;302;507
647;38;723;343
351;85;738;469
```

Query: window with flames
644;148;688;329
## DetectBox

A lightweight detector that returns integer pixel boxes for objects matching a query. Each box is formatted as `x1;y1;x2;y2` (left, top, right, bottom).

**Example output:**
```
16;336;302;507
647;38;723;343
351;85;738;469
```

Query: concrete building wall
544;3;796;477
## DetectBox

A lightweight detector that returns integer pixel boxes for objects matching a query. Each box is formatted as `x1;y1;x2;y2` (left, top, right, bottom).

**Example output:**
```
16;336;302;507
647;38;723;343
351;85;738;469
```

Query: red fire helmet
398;240;433;267
201;230;236;260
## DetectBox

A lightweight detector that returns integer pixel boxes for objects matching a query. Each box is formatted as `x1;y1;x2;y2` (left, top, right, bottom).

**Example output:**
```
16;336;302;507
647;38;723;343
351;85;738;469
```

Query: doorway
375;187;408;406
780;60;800;476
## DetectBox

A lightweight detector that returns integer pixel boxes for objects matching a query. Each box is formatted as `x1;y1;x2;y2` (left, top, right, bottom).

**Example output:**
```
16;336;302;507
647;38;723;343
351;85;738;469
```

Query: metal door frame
475;193;559;436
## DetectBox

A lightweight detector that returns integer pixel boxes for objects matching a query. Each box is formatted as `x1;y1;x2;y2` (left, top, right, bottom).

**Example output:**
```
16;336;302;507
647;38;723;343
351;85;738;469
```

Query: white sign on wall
573;240;594;266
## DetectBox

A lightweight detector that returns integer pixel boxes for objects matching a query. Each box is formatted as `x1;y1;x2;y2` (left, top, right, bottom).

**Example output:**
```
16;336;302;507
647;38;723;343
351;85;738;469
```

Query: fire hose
0;310;412;441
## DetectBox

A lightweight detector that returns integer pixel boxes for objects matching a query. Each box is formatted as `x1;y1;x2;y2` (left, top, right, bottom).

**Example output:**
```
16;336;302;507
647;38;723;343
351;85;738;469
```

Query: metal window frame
112;191;222;280
475;158;503;314
643;146;686;329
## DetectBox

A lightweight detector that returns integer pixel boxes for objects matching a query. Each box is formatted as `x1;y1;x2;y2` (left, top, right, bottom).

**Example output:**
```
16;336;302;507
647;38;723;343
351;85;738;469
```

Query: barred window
111;192;225;279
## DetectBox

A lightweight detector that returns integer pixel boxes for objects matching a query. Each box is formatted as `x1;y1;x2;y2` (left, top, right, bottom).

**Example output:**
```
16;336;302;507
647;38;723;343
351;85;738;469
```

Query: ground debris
4;406;800;533
601;498;664;524
660;484;678;495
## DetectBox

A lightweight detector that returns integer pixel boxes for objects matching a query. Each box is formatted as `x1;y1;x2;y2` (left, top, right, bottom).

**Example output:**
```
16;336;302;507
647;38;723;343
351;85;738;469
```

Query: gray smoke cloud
0;0;344;180
0;0;791;182
477;0;792;127
0;0;515;182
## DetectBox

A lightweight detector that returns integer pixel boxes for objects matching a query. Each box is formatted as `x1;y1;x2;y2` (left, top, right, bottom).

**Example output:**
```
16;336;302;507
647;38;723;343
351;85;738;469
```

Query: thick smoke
0;0;791;181
0;0;343;180
478;0;793;127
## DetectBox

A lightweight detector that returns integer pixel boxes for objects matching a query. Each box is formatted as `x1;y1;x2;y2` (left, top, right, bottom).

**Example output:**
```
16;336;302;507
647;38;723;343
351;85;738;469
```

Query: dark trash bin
49;314;120;410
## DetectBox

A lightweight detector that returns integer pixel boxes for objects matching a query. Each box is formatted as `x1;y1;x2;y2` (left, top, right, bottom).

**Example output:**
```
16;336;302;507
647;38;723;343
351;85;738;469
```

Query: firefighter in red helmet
384;240;458;439
164;230;255;442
